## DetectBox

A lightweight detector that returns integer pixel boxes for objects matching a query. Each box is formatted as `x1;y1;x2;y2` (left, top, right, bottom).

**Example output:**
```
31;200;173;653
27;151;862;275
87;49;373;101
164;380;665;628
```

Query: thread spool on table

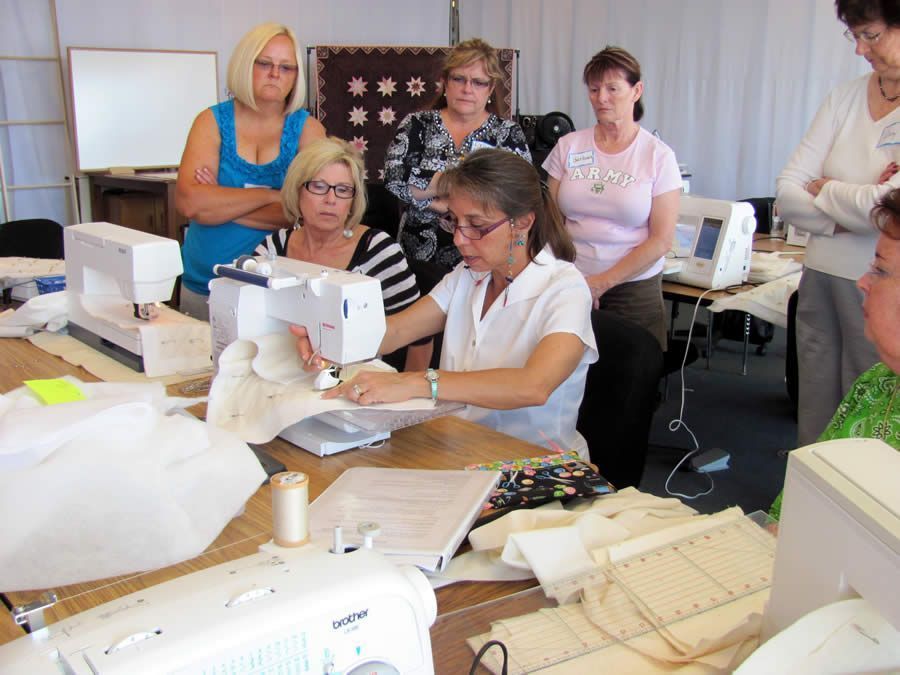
270;471;309;547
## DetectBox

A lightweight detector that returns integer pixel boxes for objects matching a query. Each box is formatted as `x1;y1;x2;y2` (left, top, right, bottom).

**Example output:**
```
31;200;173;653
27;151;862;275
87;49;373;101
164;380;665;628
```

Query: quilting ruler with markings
472;515;776;673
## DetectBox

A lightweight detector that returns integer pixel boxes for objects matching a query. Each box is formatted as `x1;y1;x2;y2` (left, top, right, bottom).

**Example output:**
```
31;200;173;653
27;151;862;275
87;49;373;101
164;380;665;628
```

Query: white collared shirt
429;247;598;452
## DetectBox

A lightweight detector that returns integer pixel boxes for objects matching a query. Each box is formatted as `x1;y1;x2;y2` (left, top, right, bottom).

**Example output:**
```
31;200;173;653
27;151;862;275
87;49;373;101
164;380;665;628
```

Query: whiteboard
69;48;218;172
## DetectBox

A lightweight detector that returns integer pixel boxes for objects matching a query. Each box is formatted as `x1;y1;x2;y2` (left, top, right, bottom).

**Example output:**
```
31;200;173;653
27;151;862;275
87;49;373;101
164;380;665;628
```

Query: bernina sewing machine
0;541;437;674
669;196;757;289
65;222;211;377
209;255;391;455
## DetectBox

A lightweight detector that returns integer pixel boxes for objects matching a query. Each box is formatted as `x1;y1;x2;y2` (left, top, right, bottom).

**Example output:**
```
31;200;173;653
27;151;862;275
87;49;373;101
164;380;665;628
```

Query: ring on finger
352;384;363;397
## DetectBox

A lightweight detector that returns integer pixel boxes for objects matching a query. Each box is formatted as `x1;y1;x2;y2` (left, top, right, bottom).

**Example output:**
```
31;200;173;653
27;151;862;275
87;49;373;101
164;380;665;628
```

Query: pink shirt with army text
543;126;681;281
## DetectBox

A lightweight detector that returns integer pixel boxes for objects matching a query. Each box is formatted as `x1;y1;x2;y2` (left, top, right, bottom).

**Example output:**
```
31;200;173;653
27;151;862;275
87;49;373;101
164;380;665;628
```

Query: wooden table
662;237;805;374
0;339;540;664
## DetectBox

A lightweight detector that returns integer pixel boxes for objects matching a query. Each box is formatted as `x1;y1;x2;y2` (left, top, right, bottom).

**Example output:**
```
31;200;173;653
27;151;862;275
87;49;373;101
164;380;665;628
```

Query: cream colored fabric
436;488;698;596
0;289;67;336
207;333;437;444
0;377;265;591
27;331;207;386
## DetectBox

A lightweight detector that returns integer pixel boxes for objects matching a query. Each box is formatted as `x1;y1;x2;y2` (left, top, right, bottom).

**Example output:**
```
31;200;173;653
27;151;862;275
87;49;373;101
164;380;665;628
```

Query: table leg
742;312;751;376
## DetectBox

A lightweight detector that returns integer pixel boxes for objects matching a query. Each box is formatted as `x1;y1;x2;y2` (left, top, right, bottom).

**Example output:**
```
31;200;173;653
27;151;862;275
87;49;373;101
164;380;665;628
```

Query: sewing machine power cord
469;639;509;675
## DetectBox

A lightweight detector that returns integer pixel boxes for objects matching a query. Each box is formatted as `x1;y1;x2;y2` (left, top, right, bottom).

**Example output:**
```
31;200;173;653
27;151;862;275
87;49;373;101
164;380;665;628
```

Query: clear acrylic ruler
472;515;776;673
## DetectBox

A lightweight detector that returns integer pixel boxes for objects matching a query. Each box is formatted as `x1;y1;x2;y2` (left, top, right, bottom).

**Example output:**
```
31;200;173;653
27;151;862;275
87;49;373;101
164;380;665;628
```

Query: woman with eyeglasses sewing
293;149;598;456
776;0;900;447
255;137;432;372
176;23;325;320
383;39;531;273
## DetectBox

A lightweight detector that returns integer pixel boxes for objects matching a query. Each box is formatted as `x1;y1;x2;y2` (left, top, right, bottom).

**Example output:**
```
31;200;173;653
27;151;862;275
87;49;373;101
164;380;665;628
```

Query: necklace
878;76;900;103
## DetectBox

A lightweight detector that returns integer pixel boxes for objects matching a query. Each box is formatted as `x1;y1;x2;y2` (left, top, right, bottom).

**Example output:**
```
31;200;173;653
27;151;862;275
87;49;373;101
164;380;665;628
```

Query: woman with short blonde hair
258;137;433;372
281;137;367;230
176;22;325;320
226;23;307;114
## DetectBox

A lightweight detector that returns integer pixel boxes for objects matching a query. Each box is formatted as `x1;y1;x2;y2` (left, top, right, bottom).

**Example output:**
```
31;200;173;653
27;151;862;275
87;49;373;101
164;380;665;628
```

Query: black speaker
517;111;574;178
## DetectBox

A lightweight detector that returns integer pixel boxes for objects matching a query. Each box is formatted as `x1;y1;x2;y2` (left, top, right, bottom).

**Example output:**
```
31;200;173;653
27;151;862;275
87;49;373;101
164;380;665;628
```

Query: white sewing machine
732;438;900;672
209;255;390;455
669;196;756;289
65;222;211;377
762;438;900;638
0;542;437;674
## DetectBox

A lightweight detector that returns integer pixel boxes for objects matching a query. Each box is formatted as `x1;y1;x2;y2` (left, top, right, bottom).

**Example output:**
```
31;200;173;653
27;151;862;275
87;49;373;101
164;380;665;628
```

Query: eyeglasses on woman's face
254;58;299;77
303;180;356;199
843;27;883;45
438;213;511;239
447;73;492;90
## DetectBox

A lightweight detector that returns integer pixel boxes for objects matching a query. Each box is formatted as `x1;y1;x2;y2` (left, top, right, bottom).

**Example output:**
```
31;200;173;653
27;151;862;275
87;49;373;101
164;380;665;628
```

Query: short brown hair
582;46;644;122
835;0;900;28
438;149;575;263
871;187;900;240
430;38;503;114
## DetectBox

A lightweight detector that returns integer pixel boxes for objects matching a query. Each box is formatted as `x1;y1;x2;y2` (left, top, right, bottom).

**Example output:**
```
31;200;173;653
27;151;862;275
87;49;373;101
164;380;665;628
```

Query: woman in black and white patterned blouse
257;136;432;371
383;38;531;271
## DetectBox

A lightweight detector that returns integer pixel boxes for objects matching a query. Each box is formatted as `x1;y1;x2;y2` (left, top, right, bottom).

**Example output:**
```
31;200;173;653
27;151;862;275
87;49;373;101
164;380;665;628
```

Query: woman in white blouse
293;149;597;454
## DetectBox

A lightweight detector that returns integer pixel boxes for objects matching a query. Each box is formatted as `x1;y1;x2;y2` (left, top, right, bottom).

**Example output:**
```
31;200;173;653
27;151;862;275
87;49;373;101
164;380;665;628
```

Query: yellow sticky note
24;379;86;405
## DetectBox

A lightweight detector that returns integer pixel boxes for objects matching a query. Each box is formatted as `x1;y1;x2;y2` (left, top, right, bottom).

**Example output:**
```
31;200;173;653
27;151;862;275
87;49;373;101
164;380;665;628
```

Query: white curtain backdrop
462;0;869;200
1;0;869;222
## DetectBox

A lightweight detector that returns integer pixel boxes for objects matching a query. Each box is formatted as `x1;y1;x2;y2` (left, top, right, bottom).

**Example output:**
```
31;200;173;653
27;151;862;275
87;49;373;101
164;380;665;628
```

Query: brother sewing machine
209;255;391;455
0;541;437;674
669;196;757;290
65;222;211;377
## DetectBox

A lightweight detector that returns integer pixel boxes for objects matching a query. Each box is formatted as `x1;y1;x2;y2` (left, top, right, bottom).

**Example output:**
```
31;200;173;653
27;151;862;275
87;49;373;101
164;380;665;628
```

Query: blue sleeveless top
181;99;309;295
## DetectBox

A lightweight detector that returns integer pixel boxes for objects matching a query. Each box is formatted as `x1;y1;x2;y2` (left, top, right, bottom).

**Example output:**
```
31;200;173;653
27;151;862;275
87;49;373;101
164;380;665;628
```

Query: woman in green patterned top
771;188;900;520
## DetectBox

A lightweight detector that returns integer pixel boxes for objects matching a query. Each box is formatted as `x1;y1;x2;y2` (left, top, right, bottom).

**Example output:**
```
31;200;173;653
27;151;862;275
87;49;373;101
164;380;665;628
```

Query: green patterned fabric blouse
770;362;899;521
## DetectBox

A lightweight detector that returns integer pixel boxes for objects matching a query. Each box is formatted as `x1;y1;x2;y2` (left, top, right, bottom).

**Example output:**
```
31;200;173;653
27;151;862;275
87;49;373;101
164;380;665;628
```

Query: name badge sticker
876;122;900;149
471;140;495;152
568;149;594;168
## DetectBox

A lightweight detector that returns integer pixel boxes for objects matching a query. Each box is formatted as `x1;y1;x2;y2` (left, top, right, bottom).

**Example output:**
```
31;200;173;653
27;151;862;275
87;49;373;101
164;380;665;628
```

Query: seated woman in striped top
256;136;433;370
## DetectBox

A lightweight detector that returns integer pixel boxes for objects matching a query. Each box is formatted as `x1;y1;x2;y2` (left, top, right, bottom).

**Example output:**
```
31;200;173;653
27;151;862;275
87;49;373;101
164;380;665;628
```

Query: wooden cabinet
88;173;184;243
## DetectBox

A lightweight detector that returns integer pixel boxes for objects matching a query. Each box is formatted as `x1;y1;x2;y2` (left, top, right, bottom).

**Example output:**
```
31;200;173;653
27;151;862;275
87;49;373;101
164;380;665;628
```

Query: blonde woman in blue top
176;22;325;320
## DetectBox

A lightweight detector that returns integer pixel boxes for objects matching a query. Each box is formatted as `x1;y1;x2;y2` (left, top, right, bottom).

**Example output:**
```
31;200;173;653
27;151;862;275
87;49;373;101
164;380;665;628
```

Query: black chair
739;197;775;234
0;218;65;305
0;218;64;259
577;310;664;489
405;258;449;369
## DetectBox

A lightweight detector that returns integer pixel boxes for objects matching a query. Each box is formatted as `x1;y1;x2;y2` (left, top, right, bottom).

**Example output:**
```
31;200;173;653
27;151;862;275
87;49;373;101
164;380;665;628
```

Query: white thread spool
271;472;309;547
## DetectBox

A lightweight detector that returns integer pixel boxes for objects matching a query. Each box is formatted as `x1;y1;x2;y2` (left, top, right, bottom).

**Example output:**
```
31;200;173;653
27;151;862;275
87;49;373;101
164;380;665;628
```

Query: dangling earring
488;96;492;104
293;217;302;231
503;220;523;307
342;225;354;239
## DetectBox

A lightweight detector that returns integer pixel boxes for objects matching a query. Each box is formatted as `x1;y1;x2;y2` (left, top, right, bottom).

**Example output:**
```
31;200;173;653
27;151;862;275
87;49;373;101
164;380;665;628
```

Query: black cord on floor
469;639;508;675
